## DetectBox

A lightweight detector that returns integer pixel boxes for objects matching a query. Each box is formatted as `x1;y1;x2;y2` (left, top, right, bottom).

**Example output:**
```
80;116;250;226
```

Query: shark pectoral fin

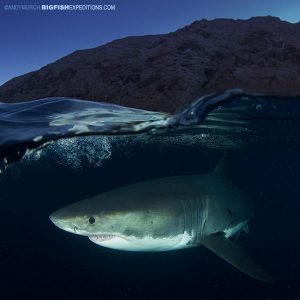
200;233;274;282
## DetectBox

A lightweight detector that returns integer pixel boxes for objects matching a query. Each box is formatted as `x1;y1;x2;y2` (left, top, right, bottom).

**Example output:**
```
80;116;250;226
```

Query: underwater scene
1;89;300;299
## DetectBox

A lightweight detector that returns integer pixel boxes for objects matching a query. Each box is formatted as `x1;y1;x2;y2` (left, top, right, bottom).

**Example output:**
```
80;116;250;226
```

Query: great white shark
49;162;272;282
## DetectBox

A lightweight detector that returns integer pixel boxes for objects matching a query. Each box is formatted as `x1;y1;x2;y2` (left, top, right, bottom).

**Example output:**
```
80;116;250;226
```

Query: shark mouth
89;234;115;242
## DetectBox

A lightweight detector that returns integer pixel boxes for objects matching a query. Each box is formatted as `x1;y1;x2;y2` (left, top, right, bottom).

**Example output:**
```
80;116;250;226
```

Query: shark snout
49;211;65;227
49;212;57;224
49;209;90;236
49;212;64;229
49;211;75;234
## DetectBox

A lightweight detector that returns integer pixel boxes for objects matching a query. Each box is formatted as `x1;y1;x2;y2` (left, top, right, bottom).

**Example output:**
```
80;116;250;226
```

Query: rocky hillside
1;16;300;112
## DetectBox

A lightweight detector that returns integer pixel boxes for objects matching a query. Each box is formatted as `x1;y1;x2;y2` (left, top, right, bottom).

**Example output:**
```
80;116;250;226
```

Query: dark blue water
0;89;299;299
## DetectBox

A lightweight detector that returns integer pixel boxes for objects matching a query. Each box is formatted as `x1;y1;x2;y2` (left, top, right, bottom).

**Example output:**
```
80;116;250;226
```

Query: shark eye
88;217;95;224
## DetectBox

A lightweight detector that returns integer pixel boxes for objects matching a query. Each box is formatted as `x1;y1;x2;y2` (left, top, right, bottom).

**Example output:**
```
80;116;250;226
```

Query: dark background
0;137;299;300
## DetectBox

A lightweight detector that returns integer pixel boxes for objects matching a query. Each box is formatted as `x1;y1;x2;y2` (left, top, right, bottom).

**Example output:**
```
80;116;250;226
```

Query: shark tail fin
200;233;274;282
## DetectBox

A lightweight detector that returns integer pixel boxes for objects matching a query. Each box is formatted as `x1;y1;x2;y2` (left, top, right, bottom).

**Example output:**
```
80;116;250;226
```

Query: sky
0;0;299;85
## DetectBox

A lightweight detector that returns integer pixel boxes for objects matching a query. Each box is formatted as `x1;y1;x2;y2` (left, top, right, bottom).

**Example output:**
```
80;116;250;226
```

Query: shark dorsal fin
200;233;274;282
213;151;229;179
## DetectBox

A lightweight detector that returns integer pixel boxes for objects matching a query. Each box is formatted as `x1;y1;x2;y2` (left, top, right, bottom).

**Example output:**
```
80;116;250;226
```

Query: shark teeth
89;234;115;242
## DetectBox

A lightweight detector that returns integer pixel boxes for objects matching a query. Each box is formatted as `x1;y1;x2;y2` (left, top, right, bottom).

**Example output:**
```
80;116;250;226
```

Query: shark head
49;185;188;251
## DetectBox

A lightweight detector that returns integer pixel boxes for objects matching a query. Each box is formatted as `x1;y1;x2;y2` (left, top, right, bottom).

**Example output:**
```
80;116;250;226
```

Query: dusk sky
0;0;299;85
